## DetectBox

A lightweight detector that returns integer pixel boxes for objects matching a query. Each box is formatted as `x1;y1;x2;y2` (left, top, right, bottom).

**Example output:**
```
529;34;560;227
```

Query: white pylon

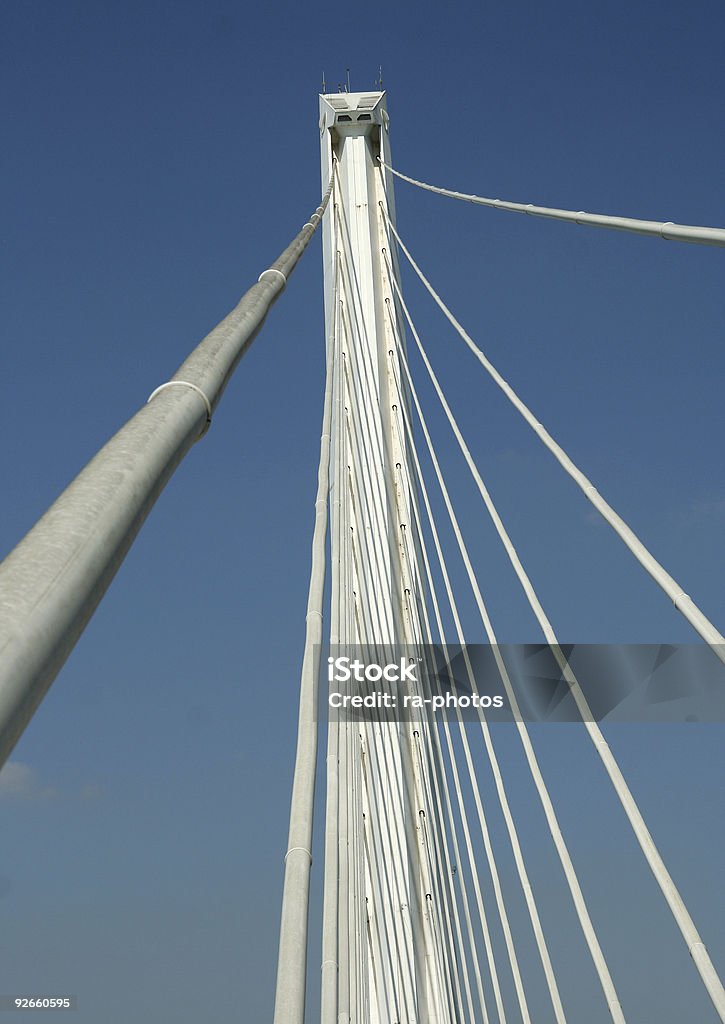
319;90;448;1024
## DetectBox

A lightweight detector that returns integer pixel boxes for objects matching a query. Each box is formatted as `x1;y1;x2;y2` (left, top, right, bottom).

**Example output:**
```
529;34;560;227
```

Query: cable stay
379;158;725;247
381;212;725;665
329;178;450;1020
383;288;624;1023
377;209;725;1020
386;260;633;1022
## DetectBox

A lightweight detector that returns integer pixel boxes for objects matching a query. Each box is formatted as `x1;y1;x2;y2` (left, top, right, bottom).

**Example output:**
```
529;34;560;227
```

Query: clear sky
0;1;723;1021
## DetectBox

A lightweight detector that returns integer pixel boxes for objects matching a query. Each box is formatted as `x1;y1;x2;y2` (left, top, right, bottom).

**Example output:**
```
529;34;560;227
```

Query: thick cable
0;176;334;771
146;380;212;435
379;159;725;247
272;177;337;1024
321;250;343;1024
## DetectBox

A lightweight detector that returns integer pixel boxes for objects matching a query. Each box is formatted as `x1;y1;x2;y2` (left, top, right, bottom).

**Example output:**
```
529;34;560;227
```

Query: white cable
386;307;547;1024
388;266;629;1022
373;192;471;1024
392;465;483;1024
346;712;359;1022
379;158;725;247
321;220;348;1024
344;413;421;1015
335;203;398;642
404;450;509;1024
381;303;517;1024
337;707;351;1022
335;215;420;1019
272;199;336;1024
387;283;626;1023
395;525;468;1024
385;304;492;1024
382;224;725;1021
382;285;504;1024
321;248;342;1024
360;718;416;1022
384;213;725;664
399;547;477;1024
342;356;407;1019
389;320;570;1024
339;165;456;1020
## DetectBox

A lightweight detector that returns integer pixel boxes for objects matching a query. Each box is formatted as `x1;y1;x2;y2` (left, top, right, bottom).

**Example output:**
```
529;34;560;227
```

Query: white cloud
0;761;57;801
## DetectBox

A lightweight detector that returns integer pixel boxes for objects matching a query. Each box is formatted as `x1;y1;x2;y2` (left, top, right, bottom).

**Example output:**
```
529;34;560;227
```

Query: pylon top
319;91;388;135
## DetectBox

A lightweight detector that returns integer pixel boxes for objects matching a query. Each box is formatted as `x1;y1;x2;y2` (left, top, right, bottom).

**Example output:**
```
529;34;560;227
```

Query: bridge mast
319;90;446;1024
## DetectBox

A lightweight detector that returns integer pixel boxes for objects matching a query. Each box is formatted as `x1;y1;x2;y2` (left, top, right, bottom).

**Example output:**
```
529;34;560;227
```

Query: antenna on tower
346;68;351;92
321;70;326;94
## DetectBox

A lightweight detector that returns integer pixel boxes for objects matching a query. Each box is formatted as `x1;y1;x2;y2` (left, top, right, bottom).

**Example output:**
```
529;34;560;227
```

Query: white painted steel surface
318;91;449;1023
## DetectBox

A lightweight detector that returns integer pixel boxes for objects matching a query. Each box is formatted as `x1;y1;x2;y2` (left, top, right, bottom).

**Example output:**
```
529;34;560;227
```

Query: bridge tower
318;91;449;1024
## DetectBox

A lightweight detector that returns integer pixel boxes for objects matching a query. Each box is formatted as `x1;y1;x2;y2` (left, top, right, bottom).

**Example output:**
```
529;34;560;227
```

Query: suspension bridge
0;90;723;1023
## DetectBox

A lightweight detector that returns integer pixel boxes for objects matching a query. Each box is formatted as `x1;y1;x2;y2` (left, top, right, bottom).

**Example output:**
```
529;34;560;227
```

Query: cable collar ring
147;380;213;436
259;267;287;286
284;846;312;865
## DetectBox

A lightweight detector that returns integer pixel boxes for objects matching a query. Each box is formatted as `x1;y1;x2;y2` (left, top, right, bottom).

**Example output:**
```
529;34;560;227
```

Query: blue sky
0;1;723;1020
